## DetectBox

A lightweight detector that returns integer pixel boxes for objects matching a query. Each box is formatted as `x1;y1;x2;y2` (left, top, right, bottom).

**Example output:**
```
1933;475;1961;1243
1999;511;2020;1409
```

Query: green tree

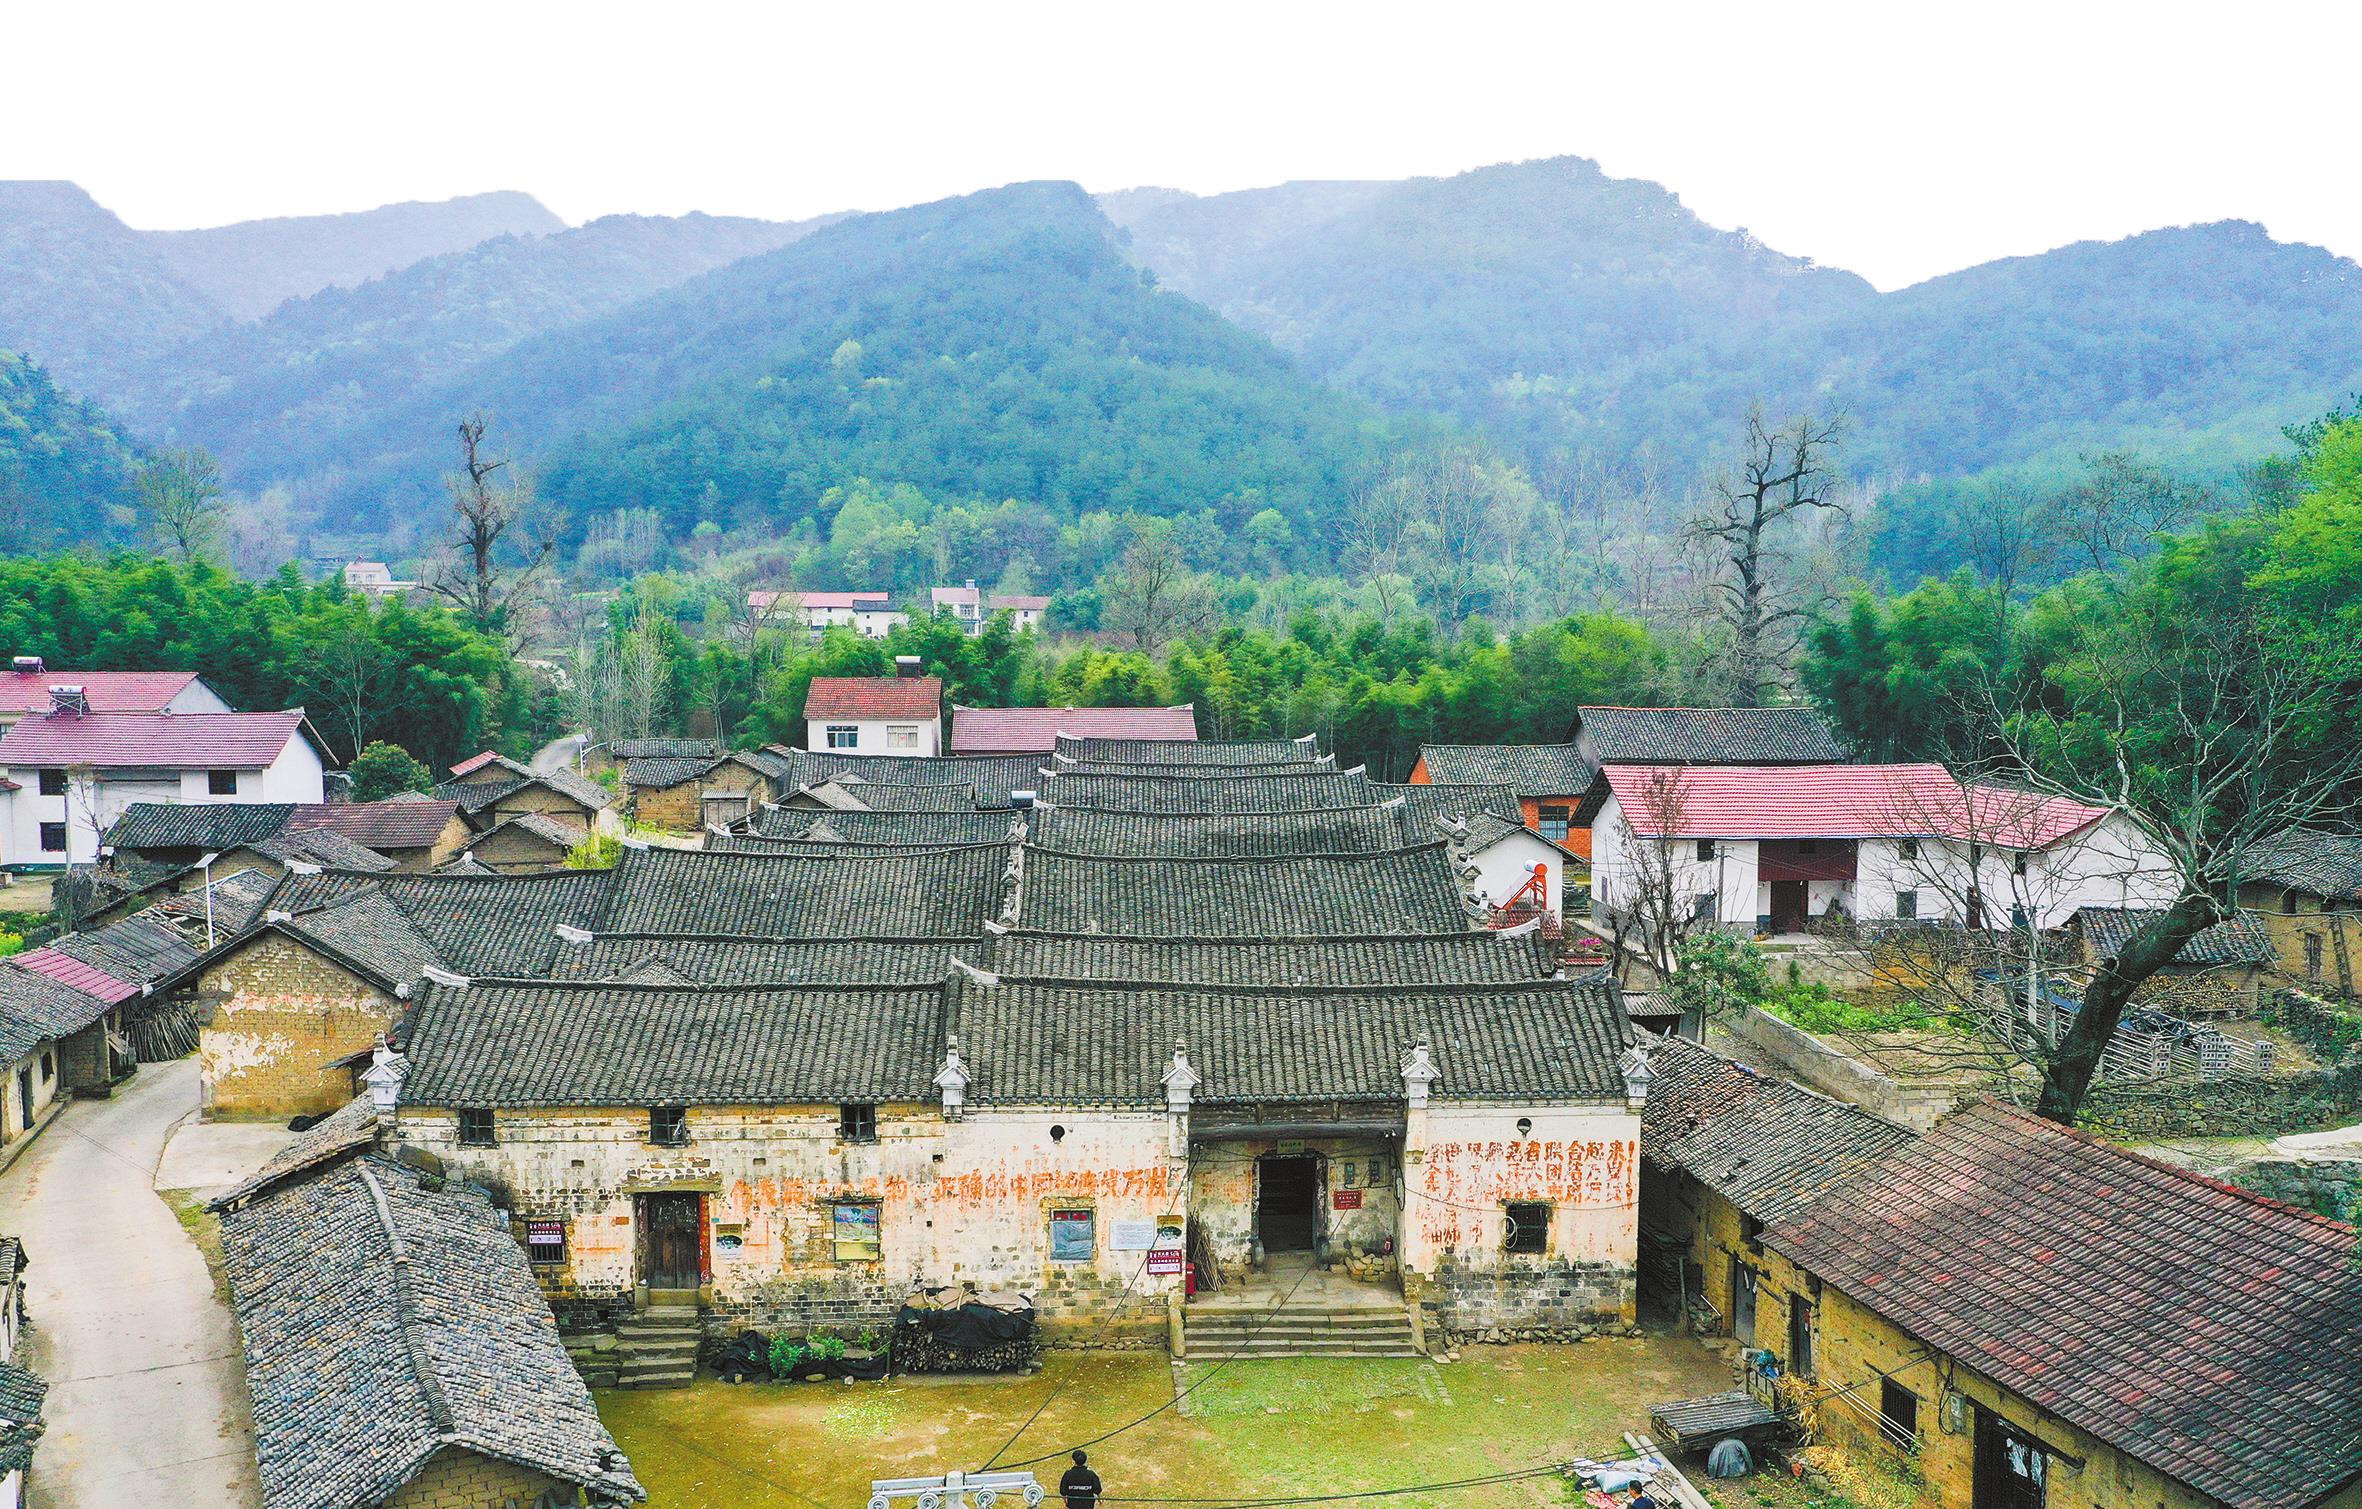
346;741;434;802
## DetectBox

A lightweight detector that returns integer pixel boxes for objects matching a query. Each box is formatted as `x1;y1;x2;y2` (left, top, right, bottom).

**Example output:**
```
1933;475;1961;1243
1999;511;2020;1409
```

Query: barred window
1503;1202;1549;1255
649;1105;690;1146
457;1109;496;1146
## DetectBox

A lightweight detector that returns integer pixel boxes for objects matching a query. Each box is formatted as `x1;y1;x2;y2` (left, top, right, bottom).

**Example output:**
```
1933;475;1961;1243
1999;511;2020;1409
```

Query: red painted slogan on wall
723;1163;1174;1214
1422;1140;1635;1209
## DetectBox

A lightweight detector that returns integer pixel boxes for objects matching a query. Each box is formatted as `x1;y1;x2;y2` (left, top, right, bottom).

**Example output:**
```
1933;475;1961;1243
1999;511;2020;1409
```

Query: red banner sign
1333;1190;1364;1210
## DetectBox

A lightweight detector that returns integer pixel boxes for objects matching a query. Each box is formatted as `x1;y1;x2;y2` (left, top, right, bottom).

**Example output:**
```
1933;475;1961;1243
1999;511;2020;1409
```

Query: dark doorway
1973;1412;2047;1509
1257;1154;1320;1252
1769;881;1808;933
1728;1257;1758;1344
15;1066;31;1130
640;1192;704;1290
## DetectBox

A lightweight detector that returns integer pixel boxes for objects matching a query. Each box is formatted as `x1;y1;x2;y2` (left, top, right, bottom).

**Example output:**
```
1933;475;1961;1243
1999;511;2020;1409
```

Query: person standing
1060;1450;1104;1509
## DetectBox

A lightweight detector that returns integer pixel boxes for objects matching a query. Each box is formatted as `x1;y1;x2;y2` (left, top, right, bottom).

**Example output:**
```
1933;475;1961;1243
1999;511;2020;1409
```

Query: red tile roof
749;590;893;611
1763;1100;2362;1508
12;947;137;1004
804;677;942;721
949;705;1197;754
0;709;309;769
1590;762;2108;847
0;669;202;715
446;751;504;777
283;799;463;851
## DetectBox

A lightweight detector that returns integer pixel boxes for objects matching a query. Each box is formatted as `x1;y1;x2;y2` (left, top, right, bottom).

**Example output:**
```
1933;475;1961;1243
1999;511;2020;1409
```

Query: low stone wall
1421;1258;1632;1343
1726;1007;1961;1131
2082;1066;2362;1139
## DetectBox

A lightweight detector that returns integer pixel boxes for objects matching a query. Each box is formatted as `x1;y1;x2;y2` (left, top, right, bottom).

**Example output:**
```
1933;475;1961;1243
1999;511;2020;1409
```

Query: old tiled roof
950;705;1197;754
283;799;462;851
985;930;1558;985
2246;825;2362;902
150;866;283;937
2074;907;2276;967
210;1096;383;1210
1052;733;1320;765
1029;802;1418;858
104;801;298;852
0;708;310;768
11;943;140;1004
1639;1035;1915;1225
0;1359;45;1478
803;675;942;720
956;975;1630;1107
0;1235;21;1291
1574;706;1850;764
544;935;987;986
249;826;397;873
400;980;948;1107
762;749;1041;808
1762;1099;2362;1509
607;738;723;761
593;844;1009;938
434;762;615;818
1015;842;1473;936
748;809;1019;846
619;754;724;789
1052;753;1338;777
1037;768;1378;813
446;750;510;777
459;812;587;857
1415;743;1591;797
44;913;201;985
434;854;497;876
221;1156;643;1509
272;890;446;990
808;779;983;812
1584;763;2110;848
1378;782;1525;834
0;960;112;1060
0;667;201;714
265;869;612;981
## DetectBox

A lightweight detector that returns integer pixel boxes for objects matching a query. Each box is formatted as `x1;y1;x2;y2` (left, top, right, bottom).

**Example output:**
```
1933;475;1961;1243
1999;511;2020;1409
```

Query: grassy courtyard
597;1333;1774;1509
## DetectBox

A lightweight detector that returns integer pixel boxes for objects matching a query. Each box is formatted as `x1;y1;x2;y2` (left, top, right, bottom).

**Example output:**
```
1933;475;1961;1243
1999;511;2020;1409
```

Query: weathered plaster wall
1401;1101;1637;1337
197;934;397;1119
1186;1134;1403;1279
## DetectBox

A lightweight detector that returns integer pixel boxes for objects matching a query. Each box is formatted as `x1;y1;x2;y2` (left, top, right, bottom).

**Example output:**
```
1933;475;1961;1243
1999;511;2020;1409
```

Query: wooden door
1728;1257;1757;1344
15;1066;30;1130
1769;881;1807;933
641;1193;703;1290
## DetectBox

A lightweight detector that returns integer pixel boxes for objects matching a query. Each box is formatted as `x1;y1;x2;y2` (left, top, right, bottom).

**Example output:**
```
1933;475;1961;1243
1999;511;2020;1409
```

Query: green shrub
809;1334;847;1362
767;1336;806;1378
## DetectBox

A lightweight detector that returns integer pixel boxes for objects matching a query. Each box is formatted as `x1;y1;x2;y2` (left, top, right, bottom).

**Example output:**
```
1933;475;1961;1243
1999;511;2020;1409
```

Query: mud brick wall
379;1446;580;1509
197;934;398;1120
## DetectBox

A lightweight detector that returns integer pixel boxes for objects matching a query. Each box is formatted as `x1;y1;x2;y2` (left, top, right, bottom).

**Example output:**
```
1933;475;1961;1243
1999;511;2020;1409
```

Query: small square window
1879;1379;1919;1446
1897;838;1919;861
1049;1208;1095;1262
524;1219;567;1265
1690;891;1716;921
649;1105;690;1146
207;770;239;796
38;821;66;853
1695;838;1717;861
886;726;919;750
457;1109;496;1146
1895;890;1919;921
37;769;66;797
1537;804;1570;841
838;1103;878;1143
832;1201;882;1261
826;724;859;749
1503;1202;1550;1255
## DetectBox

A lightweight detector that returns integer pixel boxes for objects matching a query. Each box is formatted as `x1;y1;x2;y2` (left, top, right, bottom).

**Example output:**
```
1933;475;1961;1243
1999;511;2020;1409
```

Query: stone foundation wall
1421;1258;1633;1342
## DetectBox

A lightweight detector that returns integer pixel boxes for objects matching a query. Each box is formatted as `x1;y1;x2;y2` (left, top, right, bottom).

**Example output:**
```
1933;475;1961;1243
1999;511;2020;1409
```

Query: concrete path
1;1060;261;1507
155;1118;294;1198
532;730;590;774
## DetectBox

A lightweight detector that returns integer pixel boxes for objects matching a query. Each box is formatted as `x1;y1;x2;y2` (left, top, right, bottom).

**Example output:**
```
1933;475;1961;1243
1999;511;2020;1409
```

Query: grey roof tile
103;801;298;852
2246;826;2362;902
44;914;201;985
2075;907;2277;967
985;930;1558;985
593;844;1008;938
1037;768;1379;813
1028;802;1417;857
1015;841;1475;936
1415;744;1591;797
1574;706;1850;765
210;1096;383;1210
0;1359;45;1477
221;1156;642;1509
0;963;112;1063
760;749;1043;808
1051;733;1321;765
748;809;1019;845
1377;782;1525;833
543;935;986;986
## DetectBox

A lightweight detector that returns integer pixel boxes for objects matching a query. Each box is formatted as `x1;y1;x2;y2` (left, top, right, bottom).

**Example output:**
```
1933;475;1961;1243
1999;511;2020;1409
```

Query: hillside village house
931;582;1048;634
802;668;943;756
590;741;784;831
746;588;907;639
949;704;1198;756
435;751;621;839
1582;763;2179;935
0;703;327;869
1754;1101;2362;1509
0;660;230;730
339;559;419;599
1412;742;1593;858
2239;825;2362;995
2069;906;2278;1016
95;799;468;888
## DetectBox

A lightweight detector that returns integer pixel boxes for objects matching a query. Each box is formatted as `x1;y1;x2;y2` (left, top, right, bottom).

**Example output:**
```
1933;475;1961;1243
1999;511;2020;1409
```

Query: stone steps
1184;1304;1425;1360
613;1304;704;1390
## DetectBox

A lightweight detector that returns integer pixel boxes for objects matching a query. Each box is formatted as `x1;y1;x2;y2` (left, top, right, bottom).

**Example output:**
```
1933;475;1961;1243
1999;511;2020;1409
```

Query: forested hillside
144;190;564;319
0;351;142;551
0;181;226;401
132;211;832;485
1108;157;2362;479
312;181;1400;543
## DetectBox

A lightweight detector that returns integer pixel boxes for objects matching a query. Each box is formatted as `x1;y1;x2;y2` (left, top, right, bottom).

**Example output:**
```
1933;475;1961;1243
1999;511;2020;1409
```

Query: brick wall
464;826;572;872
632;762;769;833
197;934;398;1120
377;1445;579;1509
57;1013;123;1094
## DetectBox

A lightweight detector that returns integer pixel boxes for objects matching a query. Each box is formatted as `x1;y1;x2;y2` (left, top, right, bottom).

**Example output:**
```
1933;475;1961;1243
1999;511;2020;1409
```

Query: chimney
1011;789;1038;810
965;578;978;591
49;684;88;717
894;655;924;679
10;656;43;675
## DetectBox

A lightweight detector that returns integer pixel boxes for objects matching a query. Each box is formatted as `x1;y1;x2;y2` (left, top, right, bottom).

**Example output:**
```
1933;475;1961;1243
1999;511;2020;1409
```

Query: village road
0;1059;261;1508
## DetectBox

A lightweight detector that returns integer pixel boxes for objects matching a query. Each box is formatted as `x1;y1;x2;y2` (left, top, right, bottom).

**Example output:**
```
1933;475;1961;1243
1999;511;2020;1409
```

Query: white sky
14;0;2359;290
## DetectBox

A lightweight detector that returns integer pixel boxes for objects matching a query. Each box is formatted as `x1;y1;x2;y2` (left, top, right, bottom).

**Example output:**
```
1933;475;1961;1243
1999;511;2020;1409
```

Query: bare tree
1102;534;1217;654
429;415;557;640
1685;409;1846;705
1958;475;2055;610
135;447;227;563
2049;452;2212;575
308;613;390;762
1602;767;1720;986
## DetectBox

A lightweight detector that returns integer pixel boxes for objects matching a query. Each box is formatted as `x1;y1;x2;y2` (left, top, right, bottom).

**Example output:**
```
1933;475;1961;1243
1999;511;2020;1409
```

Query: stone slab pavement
1;1059;262;1507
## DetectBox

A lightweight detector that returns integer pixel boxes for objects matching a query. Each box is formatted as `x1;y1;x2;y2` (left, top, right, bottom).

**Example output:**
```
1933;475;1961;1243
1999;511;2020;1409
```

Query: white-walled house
0;706;327;869
930;582;1048;635
1581;763;2180;935
1453;813;1581;922
800;673;943;756
747;589;908;640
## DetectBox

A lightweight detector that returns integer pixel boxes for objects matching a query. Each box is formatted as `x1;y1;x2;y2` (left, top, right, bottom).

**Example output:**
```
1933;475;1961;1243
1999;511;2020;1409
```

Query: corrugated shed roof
221;1156;642;1509
1762;1100;2362;1509
0;709;308;768
1574;706;1850;764
951;705;1197;754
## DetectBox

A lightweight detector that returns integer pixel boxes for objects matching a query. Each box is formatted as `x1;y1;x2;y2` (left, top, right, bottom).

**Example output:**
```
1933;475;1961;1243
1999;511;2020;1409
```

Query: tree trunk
2034;892;2221;1123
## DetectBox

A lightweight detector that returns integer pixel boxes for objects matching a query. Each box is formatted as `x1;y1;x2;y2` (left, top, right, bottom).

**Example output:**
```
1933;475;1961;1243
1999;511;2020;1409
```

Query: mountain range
3;157;2359;569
